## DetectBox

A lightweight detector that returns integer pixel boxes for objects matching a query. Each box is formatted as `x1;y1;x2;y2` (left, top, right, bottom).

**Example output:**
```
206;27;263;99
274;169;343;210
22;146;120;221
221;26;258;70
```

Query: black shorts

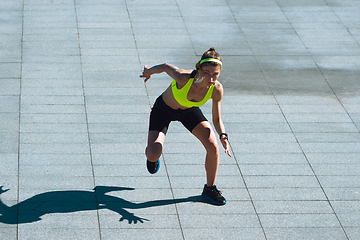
149;95;208;134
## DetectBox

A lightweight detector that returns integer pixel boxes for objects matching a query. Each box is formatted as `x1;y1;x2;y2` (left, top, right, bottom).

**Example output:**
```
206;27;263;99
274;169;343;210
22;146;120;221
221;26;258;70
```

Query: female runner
140;48;231;205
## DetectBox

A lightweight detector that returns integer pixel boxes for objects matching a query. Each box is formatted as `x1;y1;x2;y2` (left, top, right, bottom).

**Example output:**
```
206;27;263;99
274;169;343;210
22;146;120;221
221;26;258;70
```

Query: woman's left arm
212;83;232;157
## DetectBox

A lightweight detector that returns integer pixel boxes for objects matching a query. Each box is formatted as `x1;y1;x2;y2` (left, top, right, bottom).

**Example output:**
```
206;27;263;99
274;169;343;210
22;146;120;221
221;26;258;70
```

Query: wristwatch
219;133;228;140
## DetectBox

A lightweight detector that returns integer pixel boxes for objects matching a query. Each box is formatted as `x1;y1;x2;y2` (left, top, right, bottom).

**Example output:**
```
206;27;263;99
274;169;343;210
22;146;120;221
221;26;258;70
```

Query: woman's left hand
221;137;232;157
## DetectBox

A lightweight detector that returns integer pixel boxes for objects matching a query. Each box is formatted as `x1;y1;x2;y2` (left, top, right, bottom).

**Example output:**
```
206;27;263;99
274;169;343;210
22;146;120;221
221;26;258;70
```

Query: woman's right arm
140;63;187;82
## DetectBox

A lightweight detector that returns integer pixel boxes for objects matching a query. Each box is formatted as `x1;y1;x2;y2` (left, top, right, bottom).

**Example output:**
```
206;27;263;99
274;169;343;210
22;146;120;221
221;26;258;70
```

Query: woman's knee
145;143;163;161
204;140;219;156
146;131;165;161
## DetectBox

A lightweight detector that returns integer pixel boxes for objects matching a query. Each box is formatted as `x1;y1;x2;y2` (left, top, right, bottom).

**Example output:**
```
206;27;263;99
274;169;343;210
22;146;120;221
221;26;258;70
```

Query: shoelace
209;186;222;195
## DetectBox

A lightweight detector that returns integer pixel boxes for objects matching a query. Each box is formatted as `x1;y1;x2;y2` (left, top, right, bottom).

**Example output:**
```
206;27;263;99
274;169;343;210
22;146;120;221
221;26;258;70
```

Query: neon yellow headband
200;58;222;67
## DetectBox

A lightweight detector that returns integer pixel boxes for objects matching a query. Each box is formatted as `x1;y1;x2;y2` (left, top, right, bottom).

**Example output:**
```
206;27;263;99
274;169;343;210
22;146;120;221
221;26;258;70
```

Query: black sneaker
201;184;226;205
147;159;160;174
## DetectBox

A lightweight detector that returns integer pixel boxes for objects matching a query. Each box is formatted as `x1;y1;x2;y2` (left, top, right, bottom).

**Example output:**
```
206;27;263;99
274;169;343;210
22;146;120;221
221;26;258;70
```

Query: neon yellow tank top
171;74;215;108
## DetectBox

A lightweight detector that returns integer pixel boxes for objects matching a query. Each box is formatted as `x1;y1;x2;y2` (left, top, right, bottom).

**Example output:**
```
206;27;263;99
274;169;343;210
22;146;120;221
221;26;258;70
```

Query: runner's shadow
0;186;206;224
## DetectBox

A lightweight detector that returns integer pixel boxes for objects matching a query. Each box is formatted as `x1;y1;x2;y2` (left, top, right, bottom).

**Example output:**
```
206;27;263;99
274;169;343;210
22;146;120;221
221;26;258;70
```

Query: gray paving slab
183;228;266;240
0;113;19;132
1;0;360;239
248;187;328;201
17;227;100;240
254;200;334;214
263;227;348;240
0;79;20;95
0;132;19;154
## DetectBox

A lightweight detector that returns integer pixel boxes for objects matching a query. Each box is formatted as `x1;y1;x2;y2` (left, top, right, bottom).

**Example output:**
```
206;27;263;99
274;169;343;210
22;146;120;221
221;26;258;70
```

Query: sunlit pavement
0;0;359;239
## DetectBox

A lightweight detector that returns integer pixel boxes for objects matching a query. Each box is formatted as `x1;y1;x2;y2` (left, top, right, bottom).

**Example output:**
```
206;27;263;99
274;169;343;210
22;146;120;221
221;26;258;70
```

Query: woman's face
201;64;222;86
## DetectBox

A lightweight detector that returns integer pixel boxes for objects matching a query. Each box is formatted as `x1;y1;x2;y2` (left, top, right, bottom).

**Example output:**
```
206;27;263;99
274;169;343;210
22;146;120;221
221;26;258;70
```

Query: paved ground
1;0;360;239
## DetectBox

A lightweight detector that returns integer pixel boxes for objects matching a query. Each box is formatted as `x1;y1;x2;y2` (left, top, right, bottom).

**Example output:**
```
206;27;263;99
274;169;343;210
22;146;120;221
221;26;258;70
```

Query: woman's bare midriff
161;85;188;110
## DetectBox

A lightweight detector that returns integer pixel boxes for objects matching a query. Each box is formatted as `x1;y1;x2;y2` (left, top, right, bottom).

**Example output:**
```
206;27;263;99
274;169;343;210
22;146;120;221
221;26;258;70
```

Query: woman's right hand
140;65;152;82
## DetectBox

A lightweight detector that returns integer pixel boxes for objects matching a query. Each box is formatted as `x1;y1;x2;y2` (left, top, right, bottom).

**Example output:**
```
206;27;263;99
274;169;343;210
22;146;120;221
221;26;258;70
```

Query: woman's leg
192;121;226;205
145;130;166;162
191;121;219;187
